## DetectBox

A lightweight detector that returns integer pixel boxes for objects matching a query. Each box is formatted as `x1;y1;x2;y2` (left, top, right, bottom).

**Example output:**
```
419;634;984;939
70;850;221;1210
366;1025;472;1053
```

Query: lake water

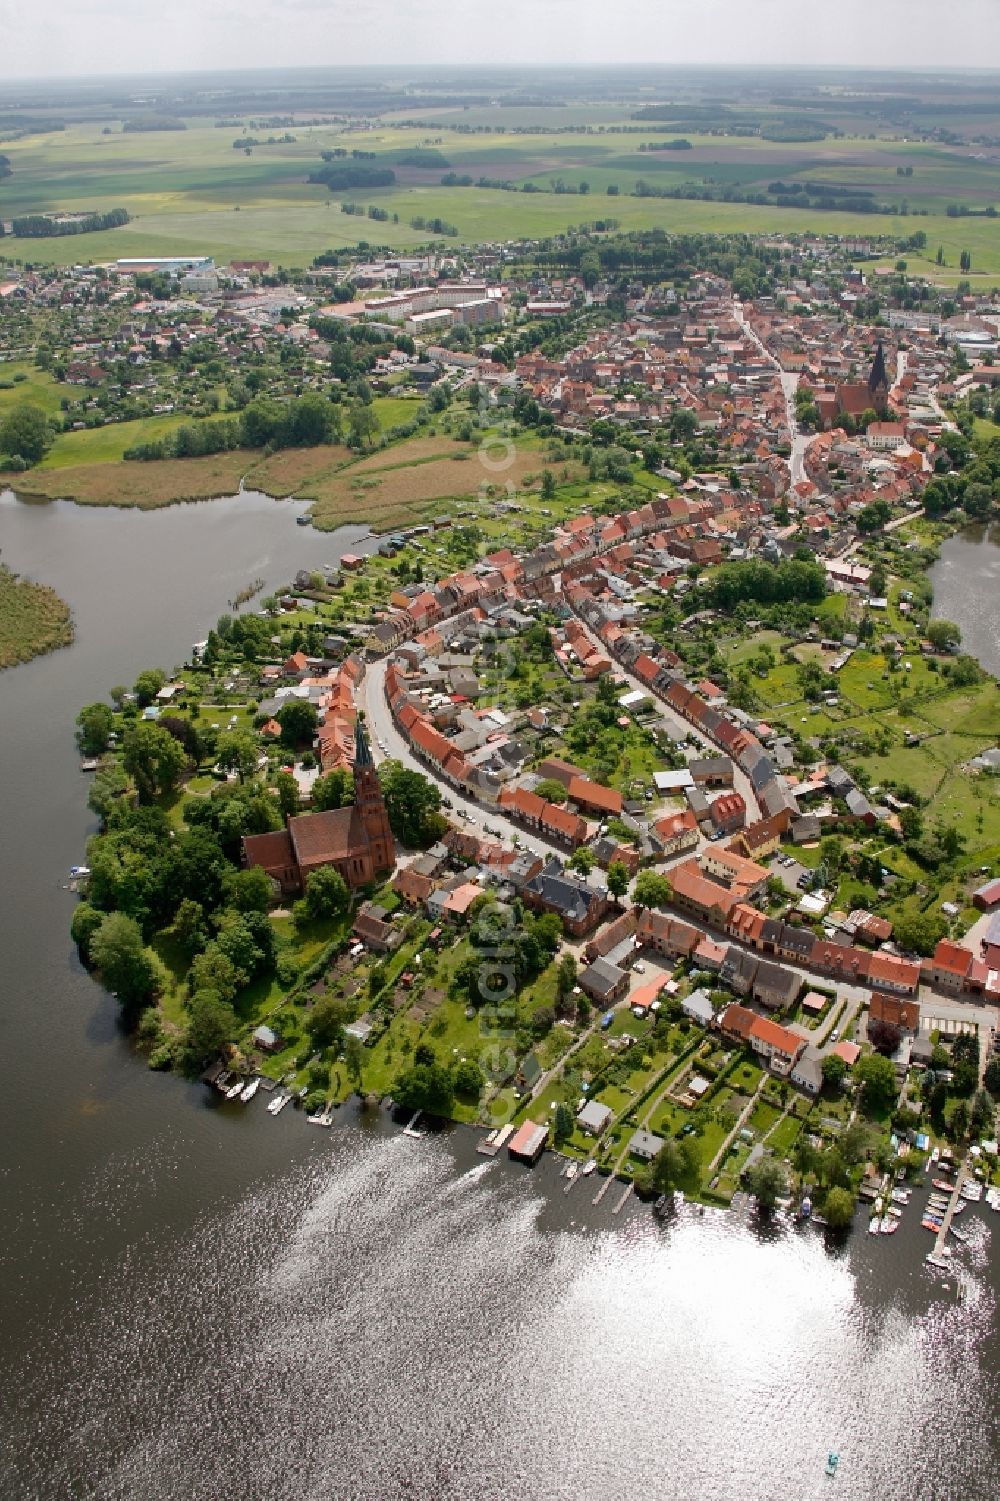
1;488;998;1501
929;521;1000;678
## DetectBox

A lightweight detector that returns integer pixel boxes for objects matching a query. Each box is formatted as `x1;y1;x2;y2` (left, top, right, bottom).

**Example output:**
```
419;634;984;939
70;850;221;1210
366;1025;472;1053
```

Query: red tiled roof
750;1015;801;1056
929;940;973;977
567;776;622;815
867;952;920;991
288;806;361;865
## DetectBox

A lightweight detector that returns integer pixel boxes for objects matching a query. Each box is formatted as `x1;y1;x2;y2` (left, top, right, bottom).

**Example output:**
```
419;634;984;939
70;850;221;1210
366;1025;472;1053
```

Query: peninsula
62;229;1000;1229
0;563;73;669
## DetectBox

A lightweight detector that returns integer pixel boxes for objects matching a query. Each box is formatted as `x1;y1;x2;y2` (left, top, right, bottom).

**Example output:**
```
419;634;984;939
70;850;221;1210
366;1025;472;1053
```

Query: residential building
579;958;629;1005
523;858;609;936
790;1045;824;1095
748;1016;804;1075
577;1100;613;1136
922;939;973;995
869;992;920;1034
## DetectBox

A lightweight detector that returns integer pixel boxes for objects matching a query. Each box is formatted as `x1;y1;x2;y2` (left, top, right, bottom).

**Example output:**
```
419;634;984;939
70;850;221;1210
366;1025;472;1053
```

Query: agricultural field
3;106;1000;276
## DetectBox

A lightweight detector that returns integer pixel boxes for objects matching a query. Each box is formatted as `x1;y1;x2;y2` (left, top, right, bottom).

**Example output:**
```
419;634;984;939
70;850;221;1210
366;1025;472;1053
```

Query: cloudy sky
1;0;998;79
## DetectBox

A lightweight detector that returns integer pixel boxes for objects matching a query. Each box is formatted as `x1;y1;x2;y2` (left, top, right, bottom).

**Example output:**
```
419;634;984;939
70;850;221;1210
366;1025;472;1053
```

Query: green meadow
2;117;999;276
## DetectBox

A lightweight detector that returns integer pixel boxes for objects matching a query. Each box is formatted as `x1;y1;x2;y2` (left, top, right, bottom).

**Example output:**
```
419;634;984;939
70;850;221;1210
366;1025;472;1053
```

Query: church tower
868;341;889;414
353;717;395;877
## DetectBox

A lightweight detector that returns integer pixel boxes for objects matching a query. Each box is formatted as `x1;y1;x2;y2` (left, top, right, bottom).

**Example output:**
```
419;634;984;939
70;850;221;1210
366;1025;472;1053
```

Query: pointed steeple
354;714;374;769
869;341;888;395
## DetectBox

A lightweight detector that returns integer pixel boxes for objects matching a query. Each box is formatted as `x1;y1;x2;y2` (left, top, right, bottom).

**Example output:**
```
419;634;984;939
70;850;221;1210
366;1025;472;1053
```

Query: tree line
9;208;129;238
123;391;380;462
704;558;828;609
308;162;396;191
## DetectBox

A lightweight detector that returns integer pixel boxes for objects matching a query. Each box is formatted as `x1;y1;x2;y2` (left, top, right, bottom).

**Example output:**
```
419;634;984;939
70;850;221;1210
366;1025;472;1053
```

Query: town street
734;297;809;489
359;656;554;861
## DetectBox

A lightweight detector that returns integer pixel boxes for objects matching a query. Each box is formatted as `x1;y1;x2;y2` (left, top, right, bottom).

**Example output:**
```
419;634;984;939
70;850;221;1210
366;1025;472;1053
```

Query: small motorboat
582;1159;597;1176
69;865;91;878
800;1195;813;1220
239;1077;260;1103
225;1079;244;1100
868;1218;880;1235
565;1163;578;1181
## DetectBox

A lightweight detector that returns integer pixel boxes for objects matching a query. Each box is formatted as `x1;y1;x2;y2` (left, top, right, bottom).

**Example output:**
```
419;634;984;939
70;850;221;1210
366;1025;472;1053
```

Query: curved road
358;657;555;862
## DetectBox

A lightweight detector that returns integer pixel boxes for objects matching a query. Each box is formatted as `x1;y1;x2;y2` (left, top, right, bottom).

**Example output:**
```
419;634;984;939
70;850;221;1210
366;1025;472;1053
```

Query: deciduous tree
90;911;158;1008
745;1155;787;1212
76;702;114;756
302;865;350;921
122;721;187;803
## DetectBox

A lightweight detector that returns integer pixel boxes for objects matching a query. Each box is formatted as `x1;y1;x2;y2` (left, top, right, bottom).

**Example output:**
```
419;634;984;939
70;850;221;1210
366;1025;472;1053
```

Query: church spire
869;341;888;395
354;714;374;769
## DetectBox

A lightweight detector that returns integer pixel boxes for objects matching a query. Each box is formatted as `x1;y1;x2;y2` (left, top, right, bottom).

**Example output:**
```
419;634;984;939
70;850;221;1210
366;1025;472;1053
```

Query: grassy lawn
39;414;208;469
0;362;71;417
767;1114;804;1156
728;1057;764;1092
748;1100;782;1136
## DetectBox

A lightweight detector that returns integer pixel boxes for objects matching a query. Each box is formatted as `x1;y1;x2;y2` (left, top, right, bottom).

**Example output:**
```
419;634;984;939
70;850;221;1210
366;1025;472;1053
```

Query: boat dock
931;1163;967;1256
612;1182;634;1216
477;1123;514;1157
592;1173;615;1206
402;1111;425;1138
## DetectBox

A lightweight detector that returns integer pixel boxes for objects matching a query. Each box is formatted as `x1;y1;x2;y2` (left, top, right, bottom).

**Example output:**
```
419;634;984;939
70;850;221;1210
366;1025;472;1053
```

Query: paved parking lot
768;852;811;895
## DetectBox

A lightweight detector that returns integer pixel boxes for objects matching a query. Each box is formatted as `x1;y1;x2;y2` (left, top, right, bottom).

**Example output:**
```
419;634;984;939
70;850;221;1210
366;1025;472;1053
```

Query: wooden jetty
476;1123;514;1158
592;1174;615;1206
931;1161;967;1258
612;1182;634;1216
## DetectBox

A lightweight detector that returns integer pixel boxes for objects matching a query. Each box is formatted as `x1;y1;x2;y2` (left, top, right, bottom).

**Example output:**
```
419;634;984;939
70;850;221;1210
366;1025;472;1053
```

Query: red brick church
243;719;396;895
